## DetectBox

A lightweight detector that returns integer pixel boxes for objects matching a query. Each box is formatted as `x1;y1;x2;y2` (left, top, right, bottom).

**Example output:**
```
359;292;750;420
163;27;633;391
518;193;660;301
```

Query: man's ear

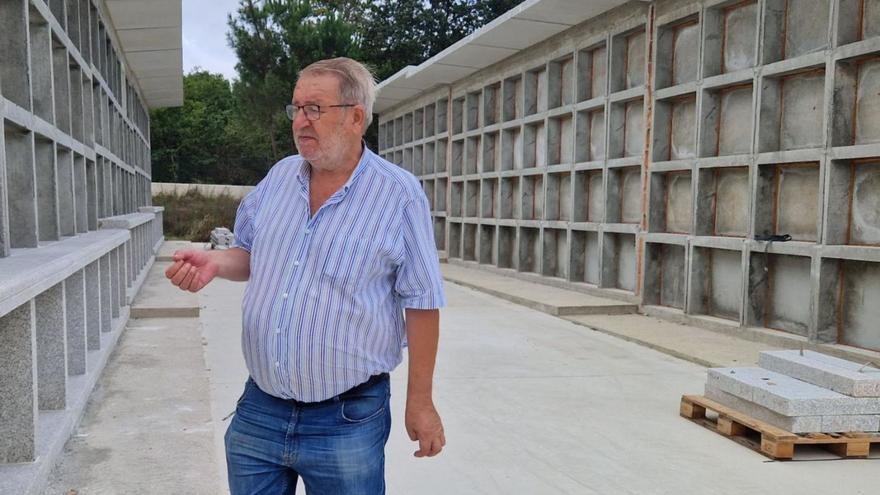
352;105;366;131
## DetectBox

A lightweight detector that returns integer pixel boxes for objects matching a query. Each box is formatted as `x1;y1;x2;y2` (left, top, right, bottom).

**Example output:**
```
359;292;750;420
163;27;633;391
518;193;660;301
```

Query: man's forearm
213;247;251;281
404;308;440;402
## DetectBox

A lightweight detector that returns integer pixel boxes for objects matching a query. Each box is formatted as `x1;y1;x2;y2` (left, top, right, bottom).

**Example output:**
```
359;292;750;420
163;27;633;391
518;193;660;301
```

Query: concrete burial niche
482;131;499;173
523;121;546;168
747;252;813;335
524;64;548;115
423;179;434;211
826;159;880;246
572;170;603;223
653;94;696;161
435;178;447;212
414;107;424;140
501;127;522;170
463;223;477;261
518;226;540;273
448;222;461;258
570;230;601;285
656;15;700;89
503;75;522;121
762;0;830;64
690;246;744;321
610;28;646;92
424;103;435;137
403;112;413;144
520;172;544;221
4;122;38;249
833;55;880;147
700;84;754;157
606;166;641;224
609;98;644;159
547;114;573;166
643;242;687;309
483;83;501;126
452;97;464;135
466;136;480;174
818;258;880;351
0;0;31;111
548;54;574;109
575;107;606;162
545;171;572;221
451;139;464;176
466;90;481;131
413;144;422;176
755;162;821;242
837;0;880;45
480;178;497;218
435;139;447;173
649;170;692;233
465;180;479;217
424;141;435;175
704;0;758;77
479;224;495;264
696;166;749;237
542;228;568;279
436;98;448;134
498;225;516;269
576;43;607;102
450;181;462;217
434;218;445;251
759;69;825;152
602;232;637;291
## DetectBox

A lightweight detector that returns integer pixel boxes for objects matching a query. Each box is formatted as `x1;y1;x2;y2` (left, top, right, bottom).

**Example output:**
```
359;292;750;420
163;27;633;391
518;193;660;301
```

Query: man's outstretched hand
165;250;219;292
405;398;445;458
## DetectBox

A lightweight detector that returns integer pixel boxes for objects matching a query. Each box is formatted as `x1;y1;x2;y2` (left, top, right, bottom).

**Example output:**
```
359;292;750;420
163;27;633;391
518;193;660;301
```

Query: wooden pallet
680;395;880;460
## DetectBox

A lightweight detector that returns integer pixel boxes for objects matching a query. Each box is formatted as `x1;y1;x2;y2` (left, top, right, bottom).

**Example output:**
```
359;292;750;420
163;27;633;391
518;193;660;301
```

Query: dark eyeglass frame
285;103;355;121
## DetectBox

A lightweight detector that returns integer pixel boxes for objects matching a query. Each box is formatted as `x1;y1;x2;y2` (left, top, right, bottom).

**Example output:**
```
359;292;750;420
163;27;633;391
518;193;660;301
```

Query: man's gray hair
298;57;378;131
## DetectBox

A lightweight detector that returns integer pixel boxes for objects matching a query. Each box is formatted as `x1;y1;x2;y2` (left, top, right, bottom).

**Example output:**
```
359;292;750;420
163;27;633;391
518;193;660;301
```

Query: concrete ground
44;248;880;494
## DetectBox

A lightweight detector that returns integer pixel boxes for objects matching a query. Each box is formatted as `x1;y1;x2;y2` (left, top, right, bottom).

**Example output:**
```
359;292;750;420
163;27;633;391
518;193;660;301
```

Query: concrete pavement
44;243;880;494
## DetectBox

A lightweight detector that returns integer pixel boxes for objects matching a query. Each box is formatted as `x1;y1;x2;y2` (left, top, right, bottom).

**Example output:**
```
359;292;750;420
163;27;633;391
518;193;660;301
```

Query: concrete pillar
0;301;37;463
85;260;101;350
65;269;87;375
74;154;87;233
36;283;67;410
0;121;8;258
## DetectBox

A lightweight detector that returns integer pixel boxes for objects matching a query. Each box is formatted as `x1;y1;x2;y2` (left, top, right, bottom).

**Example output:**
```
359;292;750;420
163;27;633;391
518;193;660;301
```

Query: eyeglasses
285;103;355;121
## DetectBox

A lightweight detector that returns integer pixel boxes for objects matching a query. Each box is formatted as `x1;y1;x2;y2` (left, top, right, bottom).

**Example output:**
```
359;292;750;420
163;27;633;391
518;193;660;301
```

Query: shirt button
304;228;311;234
282;293;288;299
293;261;300;266
275;361;280;367
275;328;281;334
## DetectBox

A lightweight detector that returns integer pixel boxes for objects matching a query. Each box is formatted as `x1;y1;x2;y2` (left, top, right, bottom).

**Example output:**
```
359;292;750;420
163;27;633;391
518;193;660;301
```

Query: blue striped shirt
232;146;446;402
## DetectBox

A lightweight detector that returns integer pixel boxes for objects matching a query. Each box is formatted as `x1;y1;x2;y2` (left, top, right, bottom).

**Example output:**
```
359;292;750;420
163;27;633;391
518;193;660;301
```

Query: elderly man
165;57;446;494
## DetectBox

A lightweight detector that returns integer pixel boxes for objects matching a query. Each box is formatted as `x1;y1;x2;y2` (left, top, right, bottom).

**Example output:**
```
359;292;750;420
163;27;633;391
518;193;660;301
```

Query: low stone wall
152;182;255;200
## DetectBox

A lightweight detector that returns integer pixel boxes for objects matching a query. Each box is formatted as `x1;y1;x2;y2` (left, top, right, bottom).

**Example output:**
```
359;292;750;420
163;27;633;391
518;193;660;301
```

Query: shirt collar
295;141;373;196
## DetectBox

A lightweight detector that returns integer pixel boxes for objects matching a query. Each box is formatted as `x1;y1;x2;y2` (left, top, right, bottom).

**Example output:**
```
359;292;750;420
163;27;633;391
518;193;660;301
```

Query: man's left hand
405;398;445;457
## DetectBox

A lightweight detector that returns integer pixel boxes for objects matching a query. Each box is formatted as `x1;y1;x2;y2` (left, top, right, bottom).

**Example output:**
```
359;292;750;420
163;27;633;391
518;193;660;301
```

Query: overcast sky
182;0;241;81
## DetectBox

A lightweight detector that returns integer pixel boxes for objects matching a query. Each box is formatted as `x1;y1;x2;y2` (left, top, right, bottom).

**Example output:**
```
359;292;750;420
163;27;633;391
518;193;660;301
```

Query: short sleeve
394;192;446;309
231;174;271;253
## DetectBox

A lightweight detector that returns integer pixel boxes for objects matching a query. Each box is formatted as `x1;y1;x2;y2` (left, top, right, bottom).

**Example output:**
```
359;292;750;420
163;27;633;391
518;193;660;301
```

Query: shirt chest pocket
321;235;383;290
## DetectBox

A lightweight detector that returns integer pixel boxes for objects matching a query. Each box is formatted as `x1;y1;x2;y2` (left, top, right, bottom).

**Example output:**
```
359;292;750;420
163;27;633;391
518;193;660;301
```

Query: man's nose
292;110;311;129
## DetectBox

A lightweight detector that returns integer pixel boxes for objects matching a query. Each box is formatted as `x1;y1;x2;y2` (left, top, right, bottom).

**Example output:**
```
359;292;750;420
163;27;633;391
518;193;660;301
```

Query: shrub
152;190;240;242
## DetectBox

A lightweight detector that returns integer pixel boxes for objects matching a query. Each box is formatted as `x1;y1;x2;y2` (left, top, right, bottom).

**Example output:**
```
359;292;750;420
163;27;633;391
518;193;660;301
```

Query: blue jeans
225;374;391;495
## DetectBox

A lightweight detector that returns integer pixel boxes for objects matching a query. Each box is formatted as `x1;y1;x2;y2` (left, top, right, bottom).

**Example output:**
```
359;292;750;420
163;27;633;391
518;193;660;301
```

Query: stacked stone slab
704;351;880;434
210;227;234;249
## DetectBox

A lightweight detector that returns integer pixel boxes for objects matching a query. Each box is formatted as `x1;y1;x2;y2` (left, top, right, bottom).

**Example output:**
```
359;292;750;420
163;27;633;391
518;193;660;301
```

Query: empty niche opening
481;178;498;218
450;139;464;176
501;127;522;170
34;136;59;242
762;0;830;64
378;123;387;150
827;159;880;245
414;108;424;140
5;122;38;248
759;69;825;152
413;145;423;176
53;37;71;135
393;150;402;167
570;230;601;284
545;172;572;221
575;108;605;162
542;228;568;278
747;253;812;335
820;259;880;351
653;94;696;161
838;0;880;45
463;223;477;261
29;11;54;123
697;166;749;237
603;233;637;291
1;0;31;110
643;243;687;309
404;113;414;144
523;121;546;168
450;181;463;217
576;43;607;102
466;91;481;131
435;139;448;173
499;177;518;219
524;65;548;115
436;98;448;134
548;54;574;109
482;132;499;173
700;84;754;156
465;136;480;174
755;162;820;241
833;56;880;146
574;170;604;223
609;98;644;159
435;178;448;212
650;171;692;233
497;226;516;268
434;218;446;251
425;104;436;136
503;75;522;121
449;222;462;258
691;247;743;320
656;16;700;89
520;173;544;220
403;147;413;173
452;98;465;134
465;180;479;217
424;142;435;175
479;224;496;264
611;28;646;93
704;1;758;77
483;83;501;126
548;114;573;165
395;117;404;146
607;166;641;224
518;227;541;273
423;180;435;211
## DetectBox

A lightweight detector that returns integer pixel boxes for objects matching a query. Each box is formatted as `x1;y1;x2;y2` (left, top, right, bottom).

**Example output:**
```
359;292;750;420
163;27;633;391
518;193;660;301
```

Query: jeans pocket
340;382;388;423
